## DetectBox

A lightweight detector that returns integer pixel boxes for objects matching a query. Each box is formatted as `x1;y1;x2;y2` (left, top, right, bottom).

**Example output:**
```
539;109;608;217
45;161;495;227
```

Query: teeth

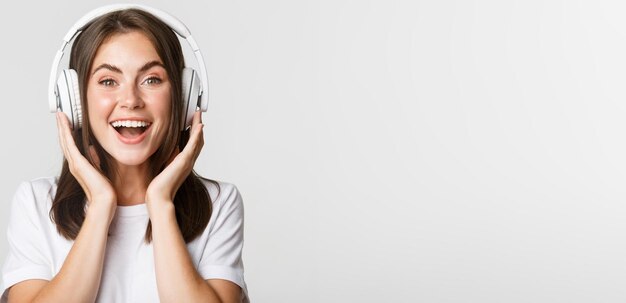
111;120;151;128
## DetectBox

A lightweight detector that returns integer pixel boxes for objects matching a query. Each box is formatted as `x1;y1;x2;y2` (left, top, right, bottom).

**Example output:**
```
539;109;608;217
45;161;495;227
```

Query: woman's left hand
146;111;204;212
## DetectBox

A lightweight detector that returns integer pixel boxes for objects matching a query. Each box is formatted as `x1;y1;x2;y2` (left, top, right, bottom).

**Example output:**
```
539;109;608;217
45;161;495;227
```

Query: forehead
91;31;162;70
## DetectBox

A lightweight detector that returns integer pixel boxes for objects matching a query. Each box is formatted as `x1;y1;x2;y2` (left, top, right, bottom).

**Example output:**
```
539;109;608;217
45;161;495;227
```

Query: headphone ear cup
181;67;200;130
56;69;83;129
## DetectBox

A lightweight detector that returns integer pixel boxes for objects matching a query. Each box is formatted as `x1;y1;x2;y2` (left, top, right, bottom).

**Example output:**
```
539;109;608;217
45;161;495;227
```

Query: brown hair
51;9;217;243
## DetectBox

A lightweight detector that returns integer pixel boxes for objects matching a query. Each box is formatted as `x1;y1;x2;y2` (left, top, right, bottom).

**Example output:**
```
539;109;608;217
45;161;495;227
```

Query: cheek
157;93;172;116
86;89;116;118
149;89;173;122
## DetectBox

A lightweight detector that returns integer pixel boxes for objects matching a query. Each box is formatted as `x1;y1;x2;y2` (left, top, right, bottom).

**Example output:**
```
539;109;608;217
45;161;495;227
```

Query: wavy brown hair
51;9;217;243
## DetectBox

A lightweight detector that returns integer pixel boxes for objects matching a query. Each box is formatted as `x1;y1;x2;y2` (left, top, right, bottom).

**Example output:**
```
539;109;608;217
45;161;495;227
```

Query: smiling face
86;31;171;167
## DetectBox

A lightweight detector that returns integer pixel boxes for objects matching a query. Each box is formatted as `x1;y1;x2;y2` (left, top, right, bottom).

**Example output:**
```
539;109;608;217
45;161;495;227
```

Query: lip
112;123;151;145
109;117;153;124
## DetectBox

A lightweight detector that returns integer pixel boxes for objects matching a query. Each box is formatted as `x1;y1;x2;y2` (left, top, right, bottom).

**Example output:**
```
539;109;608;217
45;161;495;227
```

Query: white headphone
48;3;209;130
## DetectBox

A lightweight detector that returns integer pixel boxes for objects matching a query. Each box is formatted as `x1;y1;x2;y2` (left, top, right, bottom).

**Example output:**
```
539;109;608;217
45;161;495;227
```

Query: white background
1;0;626;302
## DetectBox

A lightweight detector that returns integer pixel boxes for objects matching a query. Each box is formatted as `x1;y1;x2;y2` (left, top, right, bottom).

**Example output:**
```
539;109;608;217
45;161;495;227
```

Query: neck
111;162;151;206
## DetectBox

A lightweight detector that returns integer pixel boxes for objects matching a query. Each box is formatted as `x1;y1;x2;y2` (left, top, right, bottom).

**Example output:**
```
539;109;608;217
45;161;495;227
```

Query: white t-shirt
0;177;249;303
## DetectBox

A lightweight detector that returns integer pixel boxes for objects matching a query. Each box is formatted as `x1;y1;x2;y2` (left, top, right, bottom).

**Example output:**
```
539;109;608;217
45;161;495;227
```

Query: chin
109;150;153;167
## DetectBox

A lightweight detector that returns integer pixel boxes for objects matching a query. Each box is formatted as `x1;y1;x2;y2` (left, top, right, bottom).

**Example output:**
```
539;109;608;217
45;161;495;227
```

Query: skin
8;31;242;303
87;31;172;205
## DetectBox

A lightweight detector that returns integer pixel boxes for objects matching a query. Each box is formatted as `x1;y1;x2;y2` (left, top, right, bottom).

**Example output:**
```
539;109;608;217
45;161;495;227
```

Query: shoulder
198;179;245;232
201;179;244;211
6;177;59;241
25;176;58;194
191;180;248;301
11;177;58;214
16;176;57;194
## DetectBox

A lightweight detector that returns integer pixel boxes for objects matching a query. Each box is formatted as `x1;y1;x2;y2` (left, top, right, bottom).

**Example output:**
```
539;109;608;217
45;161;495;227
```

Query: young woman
0;6;248;303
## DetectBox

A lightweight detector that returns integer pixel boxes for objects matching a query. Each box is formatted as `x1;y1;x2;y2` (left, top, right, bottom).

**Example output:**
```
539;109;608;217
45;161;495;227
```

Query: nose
119;84;144;110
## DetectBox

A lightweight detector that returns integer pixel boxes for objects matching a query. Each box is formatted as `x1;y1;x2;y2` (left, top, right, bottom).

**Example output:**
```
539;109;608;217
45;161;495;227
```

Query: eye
143;77;162;85
99;78;116;87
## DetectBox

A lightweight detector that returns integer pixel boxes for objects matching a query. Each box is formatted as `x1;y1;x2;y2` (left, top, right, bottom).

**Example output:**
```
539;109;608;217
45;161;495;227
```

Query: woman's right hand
56;112;117;219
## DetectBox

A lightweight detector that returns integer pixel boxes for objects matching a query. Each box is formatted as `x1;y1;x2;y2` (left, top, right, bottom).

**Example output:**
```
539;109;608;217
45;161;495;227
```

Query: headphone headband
48;4;209;113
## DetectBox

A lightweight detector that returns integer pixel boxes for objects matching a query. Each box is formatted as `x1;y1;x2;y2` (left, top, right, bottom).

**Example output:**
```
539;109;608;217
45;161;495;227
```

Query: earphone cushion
56;69;83;129
181;67;200;130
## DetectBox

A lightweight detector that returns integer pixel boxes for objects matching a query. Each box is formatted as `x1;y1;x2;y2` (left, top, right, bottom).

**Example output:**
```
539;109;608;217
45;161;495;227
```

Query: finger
192;110;202;126
192;110;203;133
57;112;88;167
56;112;72;163
195;111;204;151
59;113;80;162
165;112;204;173
181;121;204;161
194;123;204;158
59;113;79;151
182;111;203;148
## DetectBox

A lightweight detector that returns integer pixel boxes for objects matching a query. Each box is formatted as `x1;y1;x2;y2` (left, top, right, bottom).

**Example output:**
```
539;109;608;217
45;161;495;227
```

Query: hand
56;112;117;216
145;111;204;212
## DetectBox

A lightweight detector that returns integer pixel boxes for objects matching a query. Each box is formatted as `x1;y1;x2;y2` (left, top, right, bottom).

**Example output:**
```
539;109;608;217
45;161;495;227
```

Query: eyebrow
91;60;165;76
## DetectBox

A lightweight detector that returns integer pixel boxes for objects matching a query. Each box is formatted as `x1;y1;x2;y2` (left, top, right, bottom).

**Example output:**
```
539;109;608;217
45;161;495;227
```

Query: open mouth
111;120;152;139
